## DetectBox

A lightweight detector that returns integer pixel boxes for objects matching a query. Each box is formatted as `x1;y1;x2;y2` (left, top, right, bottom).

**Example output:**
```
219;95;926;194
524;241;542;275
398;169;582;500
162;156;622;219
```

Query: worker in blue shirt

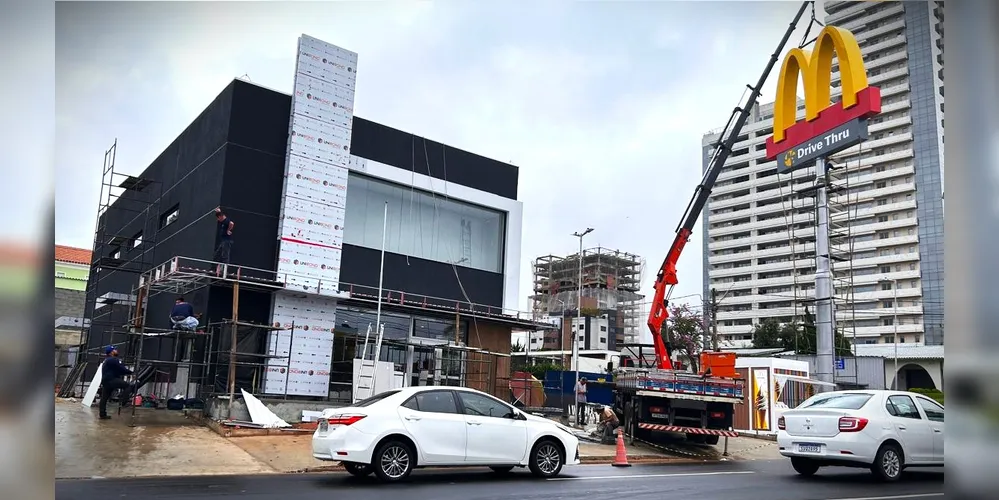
98;346;133;420
169;296;199;330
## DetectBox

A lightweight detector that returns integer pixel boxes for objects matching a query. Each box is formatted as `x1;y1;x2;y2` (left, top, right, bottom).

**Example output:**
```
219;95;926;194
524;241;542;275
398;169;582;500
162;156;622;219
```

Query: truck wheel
705;435;719;445
686;434;706;444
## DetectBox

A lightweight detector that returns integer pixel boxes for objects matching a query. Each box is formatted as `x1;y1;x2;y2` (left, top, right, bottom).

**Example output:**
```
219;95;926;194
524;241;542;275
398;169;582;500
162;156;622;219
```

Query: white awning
781;374;837;387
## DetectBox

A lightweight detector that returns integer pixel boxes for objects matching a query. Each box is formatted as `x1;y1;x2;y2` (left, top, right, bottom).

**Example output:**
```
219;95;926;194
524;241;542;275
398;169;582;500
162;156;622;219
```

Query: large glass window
344;172;507;273
413;317;468;344
334;305;411;341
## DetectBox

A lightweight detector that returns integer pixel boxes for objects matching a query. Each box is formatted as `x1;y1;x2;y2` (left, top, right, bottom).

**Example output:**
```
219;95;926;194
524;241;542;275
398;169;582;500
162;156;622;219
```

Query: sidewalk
55;398;275;479
55;397;780;479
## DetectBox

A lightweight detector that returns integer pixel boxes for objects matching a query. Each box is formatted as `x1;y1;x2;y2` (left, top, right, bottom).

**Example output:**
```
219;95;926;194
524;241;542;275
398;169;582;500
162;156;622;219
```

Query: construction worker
214;207;235;276
574;377;588;425
169;296;199;330
596;405;620;444
98;346;133;420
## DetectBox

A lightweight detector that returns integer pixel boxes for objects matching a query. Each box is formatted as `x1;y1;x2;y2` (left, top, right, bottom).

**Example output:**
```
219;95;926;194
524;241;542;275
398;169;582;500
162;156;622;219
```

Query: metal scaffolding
530;247;646;348
59;139;163;399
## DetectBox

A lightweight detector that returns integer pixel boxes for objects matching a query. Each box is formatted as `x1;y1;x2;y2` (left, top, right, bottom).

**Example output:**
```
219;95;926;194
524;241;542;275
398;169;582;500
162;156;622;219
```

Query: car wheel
490;466;515;474
871;443;903;482
372;440;414;482
791;457;820;476
704;435;720;445
343;462;372;477
528;439;564;478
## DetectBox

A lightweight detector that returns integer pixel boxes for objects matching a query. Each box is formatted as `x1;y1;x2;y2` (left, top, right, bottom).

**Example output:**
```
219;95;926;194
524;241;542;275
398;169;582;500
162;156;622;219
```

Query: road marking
547;471;754;481
819;494;944;500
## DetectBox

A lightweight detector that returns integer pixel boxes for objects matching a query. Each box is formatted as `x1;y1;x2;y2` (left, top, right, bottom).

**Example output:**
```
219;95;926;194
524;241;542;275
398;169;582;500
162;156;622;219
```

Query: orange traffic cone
612;427;631;467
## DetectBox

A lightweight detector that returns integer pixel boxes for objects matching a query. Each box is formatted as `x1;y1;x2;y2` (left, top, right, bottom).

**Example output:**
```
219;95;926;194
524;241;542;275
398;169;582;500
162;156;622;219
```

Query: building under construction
531;247;645;351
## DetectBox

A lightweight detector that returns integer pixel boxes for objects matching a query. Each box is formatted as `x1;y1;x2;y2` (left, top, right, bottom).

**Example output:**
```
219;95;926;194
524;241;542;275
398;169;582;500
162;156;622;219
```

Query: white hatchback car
777;390;944;481
312;386;581;482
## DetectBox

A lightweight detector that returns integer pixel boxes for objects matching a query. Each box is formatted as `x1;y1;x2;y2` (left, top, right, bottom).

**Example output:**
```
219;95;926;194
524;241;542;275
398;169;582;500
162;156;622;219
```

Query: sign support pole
813;157;836;390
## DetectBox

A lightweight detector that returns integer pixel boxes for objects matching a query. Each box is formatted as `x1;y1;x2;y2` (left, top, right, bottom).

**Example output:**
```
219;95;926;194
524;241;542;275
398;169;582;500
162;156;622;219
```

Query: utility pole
710;288;720;352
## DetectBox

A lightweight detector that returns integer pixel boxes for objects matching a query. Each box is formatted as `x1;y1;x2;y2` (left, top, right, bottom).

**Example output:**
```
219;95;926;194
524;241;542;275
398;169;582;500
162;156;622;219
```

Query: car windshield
799;393;873;410
354;390;401;408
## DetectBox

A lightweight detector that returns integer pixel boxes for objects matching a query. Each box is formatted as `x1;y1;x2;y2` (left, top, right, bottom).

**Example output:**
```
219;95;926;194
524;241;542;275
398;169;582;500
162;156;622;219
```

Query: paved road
57;460;943;500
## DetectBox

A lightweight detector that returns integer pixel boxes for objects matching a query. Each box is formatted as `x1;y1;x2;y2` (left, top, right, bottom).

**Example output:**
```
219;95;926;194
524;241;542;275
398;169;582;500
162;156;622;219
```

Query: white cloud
56;1;804;317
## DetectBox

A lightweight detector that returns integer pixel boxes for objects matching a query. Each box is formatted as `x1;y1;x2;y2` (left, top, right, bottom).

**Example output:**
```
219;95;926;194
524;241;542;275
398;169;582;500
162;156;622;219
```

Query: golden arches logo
765;25;882;160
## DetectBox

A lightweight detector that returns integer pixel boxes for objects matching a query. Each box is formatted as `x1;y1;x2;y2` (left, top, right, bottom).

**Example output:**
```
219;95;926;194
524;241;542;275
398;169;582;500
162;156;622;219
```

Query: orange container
700;352;738;378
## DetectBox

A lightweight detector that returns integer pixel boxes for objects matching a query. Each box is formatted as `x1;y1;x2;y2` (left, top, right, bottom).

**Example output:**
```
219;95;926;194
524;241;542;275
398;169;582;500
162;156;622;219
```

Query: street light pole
892;280;899;390
572;227;593;423
879;277;900;390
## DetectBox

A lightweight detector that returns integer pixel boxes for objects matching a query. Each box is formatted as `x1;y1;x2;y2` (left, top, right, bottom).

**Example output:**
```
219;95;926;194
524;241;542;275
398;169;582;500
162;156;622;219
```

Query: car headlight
554;423;574;435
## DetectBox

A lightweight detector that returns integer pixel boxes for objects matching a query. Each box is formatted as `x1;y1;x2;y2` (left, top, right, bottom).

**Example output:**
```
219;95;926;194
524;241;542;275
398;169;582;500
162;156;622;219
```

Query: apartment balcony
871;67;911;87
857;199;918;218
708;206;753;224
877;82;911;100
858;131;914;152
753;181;816;204
711;179;755;198
845;217;919;240
833;147;914;169
849;251;922;271
839;3;905;32
707;247;758;265
869;115;913;135
846;183;917;205
708;191;756;211
717;324;754;337
865;34;908;55
711;255;814;279
831;164;916;193
826;1;873;25
854;324;925;337
753;227;815;247
838;308;926;325
856;19;907;44
853;234;919;252
850;269;922;287
851;287;923;303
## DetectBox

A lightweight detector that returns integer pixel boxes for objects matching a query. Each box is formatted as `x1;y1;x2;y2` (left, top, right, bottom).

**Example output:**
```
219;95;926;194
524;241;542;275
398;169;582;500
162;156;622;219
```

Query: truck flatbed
615;369;745;401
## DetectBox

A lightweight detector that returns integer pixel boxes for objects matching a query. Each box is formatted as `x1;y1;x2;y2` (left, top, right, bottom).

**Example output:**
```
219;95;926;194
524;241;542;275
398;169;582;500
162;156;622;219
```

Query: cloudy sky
55;0;821;320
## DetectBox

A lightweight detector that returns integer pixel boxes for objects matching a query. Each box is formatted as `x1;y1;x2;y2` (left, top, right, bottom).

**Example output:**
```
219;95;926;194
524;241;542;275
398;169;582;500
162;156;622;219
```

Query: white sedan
312;386;581;482
777;389;944;481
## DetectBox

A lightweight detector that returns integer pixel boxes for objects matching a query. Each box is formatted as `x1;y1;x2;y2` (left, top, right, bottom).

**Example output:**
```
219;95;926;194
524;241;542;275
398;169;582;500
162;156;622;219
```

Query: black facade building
79;78;533;401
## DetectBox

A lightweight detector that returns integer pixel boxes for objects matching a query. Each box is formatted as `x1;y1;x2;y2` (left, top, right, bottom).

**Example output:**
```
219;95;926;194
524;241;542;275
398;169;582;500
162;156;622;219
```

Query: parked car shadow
318;468;546;487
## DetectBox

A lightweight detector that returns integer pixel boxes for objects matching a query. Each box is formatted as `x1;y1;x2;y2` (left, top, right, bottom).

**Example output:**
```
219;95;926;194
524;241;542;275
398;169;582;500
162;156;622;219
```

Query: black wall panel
349;118;519;200
339;244;504;309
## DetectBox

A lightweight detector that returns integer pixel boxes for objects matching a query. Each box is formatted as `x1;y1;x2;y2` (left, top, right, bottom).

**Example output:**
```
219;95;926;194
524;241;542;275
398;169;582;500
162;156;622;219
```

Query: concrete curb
295;456;716;474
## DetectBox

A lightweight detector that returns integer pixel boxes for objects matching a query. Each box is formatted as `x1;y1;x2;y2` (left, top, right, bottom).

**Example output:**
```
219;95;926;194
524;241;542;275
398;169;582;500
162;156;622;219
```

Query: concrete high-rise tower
701;1;944;348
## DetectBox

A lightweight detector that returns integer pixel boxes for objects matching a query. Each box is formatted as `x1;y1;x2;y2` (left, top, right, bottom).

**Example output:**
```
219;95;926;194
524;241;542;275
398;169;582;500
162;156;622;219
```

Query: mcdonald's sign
765;26;882;162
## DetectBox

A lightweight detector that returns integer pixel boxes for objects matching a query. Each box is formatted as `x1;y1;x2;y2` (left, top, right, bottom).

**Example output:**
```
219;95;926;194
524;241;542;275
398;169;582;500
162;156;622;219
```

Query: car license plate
318;419;328;432
797;443;821;453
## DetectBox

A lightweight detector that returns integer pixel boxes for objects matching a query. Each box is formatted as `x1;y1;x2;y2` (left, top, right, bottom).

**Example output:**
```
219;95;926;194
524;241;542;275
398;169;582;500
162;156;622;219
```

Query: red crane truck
613;1;815;447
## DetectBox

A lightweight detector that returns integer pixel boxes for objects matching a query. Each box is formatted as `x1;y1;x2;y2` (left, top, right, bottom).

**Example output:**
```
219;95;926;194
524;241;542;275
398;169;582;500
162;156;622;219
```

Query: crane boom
648;1;813;370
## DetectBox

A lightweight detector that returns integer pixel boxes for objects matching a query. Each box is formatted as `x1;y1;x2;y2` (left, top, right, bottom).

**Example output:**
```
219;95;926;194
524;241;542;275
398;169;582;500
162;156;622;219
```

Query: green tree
751;318;785;349
751;308;852;357
661;302;704;373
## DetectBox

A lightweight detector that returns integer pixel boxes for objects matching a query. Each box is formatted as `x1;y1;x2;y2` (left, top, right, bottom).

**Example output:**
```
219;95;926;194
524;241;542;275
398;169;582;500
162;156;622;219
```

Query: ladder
58;361;88;398
353;323;384;404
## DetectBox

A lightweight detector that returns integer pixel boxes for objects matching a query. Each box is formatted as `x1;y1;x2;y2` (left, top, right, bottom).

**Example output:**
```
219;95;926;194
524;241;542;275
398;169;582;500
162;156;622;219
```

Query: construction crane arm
647;1;813;370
